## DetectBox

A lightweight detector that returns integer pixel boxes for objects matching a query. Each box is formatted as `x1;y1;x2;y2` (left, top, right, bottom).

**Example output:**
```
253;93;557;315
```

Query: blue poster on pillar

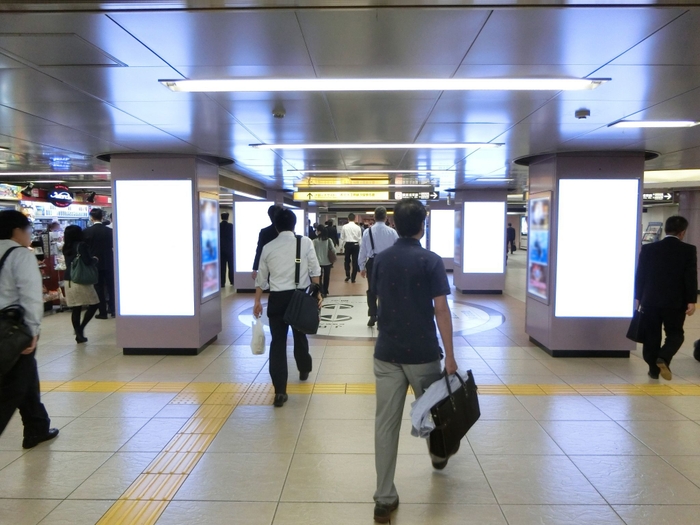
200;194;220;301
527;193;551;303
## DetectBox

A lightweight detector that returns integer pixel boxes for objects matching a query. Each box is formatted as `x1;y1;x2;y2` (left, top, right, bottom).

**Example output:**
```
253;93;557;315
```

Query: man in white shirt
359;207;399;327
253;209;322;407
340;213;363;283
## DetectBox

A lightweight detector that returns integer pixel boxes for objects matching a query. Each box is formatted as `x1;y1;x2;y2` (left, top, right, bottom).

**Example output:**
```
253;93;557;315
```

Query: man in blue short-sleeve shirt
369;199;457;524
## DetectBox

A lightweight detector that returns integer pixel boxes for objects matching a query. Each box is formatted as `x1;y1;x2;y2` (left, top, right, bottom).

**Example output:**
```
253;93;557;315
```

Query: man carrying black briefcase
370;199;458;524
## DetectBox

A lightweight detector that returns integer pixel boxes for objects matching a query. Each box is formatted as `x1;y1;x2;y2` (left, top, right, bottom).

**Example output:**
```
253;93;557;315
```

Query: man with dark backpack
0;210;58;448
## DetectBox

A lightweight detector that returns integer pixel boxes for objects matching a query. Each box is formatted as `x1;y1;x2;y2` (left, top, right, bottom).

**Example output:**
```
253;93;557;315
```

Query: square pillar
111;154;223;355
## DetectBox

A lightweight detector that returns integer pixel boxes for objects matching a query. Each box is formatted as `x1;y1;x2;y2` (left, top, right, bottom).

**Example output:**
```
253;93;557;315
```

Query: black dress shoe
299;371;310;381
367;316;377;327
373;499;399;524
273;394;288;407
23;428;59;449
648;371;660;380
694;340;700;362
344;277;350;282
95;314;109;320
75;335;88;344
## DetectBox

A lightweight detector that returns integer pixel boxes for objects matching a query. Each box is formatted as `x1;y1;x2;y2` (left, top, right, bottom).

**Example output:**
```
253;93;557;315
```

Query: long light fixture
0;171;111;176
609;120;700;128
231;190;265;200
251;143;501;150
289;169;456;174
67;186;111;189
161;78;608;92
474;178;514;182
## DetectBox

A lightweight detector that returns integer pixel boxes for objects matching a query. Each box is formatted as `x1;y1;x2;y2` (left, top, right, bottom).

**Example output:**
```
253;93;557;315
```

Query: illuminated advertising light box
555;179;639;318
200;193;219;301
292;208;305;237
527;194;551;303
116;180;194;316
429;209;455;258
235;201;274;272
462;202;506;273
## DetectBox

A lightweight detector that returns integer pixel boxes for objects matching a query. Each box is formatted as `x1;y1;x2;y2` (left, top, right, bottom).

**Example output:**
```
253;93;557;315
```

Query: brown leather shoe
656;359;672;381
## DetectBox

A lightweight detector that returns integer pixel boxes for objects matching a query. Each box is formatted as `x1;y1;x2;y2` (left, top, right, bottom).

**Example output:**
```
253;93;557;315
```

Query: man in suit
252;205;282;280
506;222;516;254
220;212;234;287
83;208;115;319
635;216;697;380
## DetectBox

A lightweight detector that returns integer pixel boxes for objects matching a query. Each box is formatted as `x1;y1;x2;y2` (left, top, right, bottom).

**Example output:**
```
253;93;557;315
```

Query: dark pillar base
123;336;218;356
460;289;503;295
529;336;630;358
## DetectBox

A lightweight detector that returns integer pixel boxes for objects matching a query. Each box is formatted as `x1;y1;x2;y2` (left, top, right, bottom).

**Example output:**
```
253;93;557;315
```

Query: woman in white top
313;225;336;298
0;210;58;448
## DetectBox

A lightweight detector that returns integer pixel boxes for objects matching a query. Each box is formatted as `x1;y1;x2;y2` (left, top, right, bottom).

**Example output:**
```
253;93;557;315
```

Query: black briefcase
428;370;480;459
282;236;320;335
626;307;645;344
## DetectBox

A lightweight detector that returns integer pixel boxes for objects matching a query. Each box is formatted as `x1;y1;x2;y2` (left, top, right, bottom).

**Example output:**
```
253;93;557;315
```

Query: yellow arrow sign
293;191;390;201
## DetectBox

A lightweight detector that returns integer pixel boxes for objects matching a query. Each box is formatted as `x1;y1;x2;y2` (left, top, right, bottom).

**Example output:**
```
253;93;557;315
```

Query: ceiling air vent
0;33;126;67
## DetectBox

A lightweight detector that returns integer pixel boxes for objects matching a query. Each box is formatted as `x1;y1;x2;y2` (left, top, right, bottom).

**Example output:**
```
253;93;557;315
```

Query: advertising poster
528;194;550;303
200;195;220;301
453;207;462;267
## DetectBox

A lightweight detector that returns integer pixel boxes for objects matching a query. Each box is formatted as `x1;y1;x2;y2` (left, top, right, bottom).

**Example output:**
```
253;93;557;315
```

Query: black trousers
509;240;516;254
0;352;50;439
642;306;686;373
366;257;377;317
344;242;360;281
95;268;115;316
320;265;332;295
267;291;312;394
220;251;234;286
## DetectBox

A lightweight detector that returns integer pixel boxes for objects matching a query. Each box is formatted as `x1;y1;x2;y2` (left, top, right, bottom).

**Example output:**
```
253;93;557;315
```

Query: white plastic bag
250;317;266;355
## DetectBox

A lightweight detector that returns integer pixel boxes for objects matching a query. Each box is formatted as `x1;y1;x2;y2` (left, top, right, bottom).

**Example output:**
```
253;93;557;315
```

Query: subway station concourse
2;2;700;524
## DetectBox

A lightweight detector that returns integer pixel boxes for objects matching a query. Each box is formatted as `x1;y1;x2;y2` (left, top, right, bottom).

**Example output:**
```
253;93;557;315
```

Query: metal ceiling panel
214;95;333;125
0;68;102;103
427;92;552;125
416;123;511;143
4;101;147;128
0;34;123;66
0;52;26;69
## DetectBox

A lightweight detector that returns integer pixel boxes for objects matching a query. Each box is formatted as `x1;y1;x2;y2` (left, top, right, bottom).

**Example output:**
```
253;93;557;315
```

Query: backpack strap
294;235;301;288
0;246;22;278
368;227;376;254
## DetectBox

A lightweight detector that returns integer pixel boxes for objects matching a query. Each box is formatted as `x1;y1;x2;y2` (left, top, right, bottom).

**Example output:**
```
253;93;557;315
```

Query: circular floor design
239;295;504;340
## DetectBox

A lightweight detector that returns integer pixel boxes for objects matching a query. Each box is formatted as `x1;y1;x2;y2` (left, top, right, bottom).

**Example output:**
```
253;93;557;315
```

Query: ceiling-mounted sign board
293;191;389;201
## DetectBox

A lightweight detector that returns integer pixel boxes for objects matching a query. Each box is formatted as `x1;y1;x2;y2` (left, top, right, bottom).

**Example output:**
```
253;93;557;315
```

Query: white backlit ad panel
430;210;455;258
235;201;273;272
462;202;506;273
555;179;639;318
116;180;194;316
292;209;305;237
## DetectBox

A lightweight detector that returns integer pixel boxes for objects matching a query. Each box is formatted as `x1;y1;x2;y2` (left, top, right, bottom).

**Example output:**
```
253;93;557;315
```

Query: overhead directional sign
642;192;673;202
293;191;389;201
392;190;440;201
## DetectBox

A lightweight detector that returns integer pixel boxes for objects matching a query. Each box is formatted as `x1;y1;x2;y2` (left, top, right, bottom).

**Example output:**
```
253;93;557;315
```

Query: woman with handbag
0;210;58;448
62;225;99;344
313;225;336;298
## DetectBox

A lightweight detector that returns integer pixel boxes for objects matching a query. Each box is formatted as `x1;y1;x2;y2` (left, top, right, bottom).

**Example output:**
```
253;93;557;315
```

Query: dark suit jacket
252;223;278;271
220;221;233;254
635;236;698;309
83;223;114;271
507;227;516;242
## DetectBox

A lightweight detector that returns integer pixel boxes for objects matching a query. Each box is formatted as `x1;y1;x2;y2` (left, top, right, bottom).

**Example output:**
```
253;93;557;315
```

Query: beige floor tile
0;499;60;525
539;421;654;455
38;500;116;525
474;347;536;360
478;455;605;505
477;395;535;420
613;504;700;525
68;451;157;499
313;373;378;384
496;374;567;385
119;418;189;452
44;417;149;452
654;396;700;420
617;420;700;455
174;452;292;501
500;505;625;525
229;400;311;421
81;392;176;418
0;451;111;499
662;455;700;486
516;396;611;421
0;450;23;470
571;456;700;504
585;396;689;421
318;358;376;375
484;359;554;375
305;394;376;420
156;501;277;525
40;391;112;417
155;404;200;419
273;502;376;525
467;420;564;455
296;419;374;454
0;416;74;451
208;417;303;453
323;347;376;359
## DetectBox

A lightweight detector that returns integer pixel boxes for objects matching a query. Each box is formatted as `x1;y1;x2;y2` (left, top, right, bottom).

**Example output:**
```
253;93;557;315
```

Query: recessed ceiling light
161;78;609;93
644;169;700;183
232;190;265;200
609;120;700;128
289;169;456;174
251;143;501;150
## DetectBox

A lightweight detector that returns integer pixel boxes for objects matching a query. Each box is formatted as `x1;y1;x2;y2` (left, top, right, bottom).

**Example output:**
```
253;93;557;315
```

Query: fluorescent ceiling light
161;78;608;92
644;169;700;183
289;169;455;174
474;178;514;182
30;180;66;184
609;120;700;128
252;143;501;150
0;171;111;176
232;190;265;200
67;186;111;189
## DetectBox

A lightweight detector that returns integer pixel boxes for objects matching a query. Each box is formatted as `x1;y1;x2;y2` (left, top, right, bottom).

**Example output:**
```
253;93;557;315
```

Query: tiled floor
1;251;700;524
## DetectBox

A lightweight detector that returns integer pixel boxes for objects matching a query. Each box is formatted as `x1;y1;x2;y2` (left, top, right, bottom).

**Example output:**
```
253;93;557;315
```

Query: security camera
272;107;286;119
575;109;591;120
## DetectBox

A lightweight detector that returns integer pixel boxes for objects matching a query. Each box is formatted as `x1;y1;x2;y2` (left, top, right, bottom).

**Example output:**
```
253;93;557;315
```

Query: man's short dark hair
394;199;426;238
221;212;229;221
665;215;689;236
348;213;355;221
89;208;104;221
0;210;30;239
268;205;282;222
375;207;387;222
274;208;297;232
508;222;512;227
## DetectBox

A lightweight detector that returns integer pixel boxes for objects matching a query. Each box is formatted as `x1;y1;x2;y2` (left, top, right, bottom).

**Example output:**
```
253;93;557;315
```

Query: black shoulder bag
365;227;376;272
0;247;34;376
283;236;321;334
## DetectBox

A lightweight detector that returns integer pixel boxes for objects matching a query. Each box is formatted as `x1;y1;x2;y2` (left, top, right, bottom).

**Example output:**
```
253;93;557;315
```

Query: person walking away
83;208;114;318
359;207;398;327
252;205;282;280
326;220;339;247
340;213;362;283
0;210;58;448
507;222;516;254
220;212;234;287
313;225;336;297
370;199;457;523
635;215;697;380
253;209;322;407
62;226;100;343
